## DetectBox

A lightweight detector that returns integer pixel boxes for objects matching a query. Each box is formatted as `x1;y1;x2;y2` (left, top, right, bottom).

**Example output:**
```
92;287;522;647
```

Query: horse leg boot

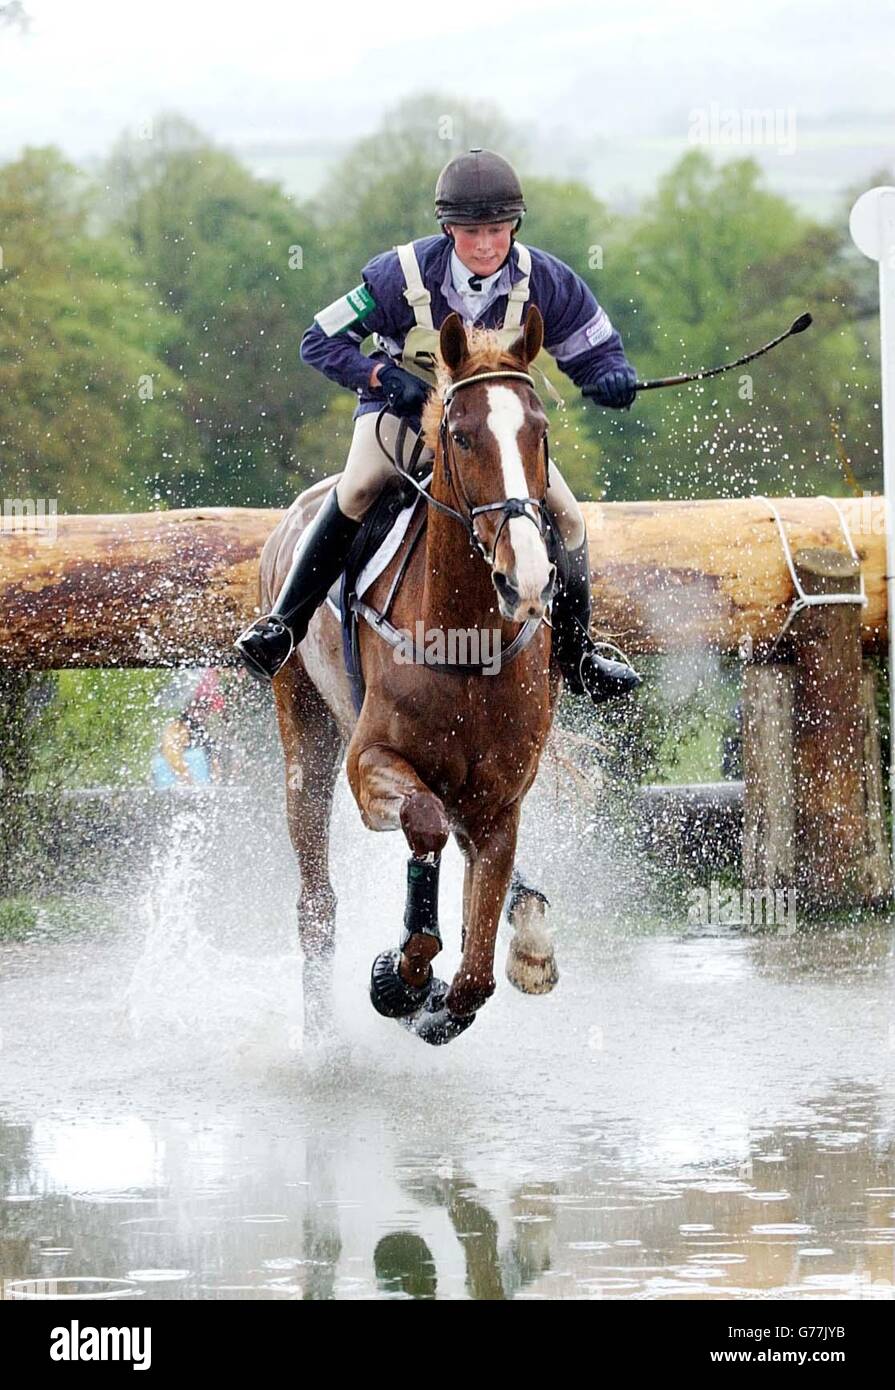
391;842;474;1044
234;486;362;682
350;744;473;1041
369;852;443;1019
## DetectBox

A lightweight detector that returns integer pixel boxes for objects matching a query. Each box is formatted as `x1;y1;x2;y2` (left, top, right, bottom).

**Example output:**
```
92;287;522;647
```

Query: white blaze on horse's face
484;385;555;622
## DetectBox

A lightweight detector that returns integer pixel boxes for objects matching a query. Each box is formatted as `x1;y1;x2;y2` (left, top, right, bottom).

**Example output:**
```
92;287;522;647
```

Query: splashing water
125;800;303;1061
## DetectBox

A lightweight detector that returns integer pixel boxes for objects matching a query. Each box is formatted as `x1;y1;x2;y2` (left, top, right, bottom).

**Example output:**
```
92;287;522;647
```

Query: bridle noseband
375;368;552;568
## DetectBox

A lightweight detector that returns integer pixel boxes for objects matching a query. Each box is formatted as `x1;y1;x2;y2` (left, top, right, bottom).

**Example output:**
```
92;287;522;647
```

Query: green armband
314;284;377;337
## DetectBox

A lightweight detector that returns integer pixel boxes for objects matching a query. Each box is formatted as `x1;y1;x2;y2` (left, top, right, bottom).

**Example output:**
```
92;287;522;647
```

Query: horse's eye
452;431;470;450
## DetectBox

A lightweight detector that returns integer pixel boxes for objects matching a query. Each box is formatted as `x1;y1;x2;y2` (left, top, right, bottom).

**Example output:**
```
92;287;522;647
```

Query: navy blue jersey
300;234;632;420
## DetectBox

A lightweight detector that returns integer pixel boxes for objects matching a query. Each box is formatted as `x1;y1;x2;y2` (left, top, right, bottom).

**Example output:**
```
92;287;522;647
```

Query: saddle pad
322;490;422;614
315;476;432;714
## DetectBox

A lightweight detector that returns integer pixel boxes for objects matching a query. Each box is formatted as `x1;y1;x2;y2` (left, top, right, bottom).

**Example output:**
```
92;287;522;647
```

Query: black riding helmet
434;148;526;230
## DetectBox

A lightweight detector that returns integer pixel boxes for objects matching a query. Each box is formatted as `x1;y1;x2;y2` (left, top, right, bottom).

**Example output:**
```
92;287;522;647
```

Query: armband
314;284;377;337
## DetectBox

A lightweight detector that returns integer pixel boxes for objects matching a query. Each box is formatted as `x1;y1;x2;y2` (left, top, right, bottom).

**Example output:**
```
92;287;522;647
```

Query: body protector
384;240;560;402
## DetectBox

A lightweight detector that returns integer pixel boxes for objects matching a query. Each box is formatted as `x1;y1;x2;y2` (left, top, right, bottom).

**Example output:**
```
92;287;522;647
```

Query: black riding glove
377;364;431;418
585;365;638;410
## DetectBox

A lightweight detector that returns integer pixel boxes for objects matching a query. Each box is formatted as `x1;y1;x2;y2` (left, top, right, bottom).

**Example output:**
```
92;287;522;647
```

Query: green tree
0;146;200;511
104;116;334;506
603;151;881;501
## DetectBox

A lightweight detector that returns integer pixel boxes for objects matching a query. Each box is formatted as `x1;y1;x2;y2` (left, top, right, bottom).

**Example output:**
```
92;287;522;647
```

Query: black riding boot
234;487;361;682
551;537;643;704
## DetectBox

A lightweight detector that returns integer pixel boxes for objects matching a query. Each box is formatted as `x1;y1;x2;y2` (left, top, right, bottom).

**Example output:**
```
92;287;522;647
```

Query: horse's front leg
446;805;521;1018
350;744;453;1013
350;743;449;855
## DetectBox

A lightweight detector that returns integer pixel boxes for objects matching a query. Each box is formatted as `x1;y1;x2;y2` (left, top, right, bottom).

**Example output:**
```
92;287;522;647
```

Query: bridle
356;368;555;677
374;368;552;569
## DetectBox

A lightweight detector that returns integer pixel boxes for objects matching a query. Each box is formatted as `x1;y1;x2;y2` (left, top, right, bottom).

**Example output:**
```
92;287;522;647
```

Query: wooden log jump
0;495;887;669
1;491;890;912
0;508;277;669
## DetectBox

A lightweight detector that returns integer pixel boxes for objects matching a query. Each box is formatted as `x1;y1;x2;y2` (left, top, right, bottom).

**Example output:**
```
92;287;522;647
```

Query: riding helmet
434;148;526;228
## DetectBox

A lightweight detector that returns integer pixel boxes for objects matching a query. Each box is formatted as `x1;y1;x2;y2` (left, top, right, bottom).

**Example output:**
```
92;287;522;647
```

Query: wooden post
790;548;866;913
742;549;892;914
742;661;795;890
859;665;893;906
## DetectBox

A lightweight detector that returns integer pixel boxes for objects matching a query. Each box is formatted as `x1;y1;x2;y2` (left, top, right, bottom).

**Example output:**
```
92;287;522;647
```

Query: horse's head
433;307;557;623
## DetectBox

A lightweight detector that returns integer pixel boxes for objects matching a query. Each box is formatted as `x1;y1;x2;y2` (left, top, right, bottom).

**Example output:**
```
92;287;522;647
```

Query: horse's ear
440;312;470;376
507;305;544;367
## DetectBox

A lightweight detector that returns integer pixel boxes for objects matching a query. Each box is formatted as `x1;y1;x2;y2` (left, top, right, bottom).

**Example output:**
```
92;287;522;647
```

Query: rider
235;148;641;703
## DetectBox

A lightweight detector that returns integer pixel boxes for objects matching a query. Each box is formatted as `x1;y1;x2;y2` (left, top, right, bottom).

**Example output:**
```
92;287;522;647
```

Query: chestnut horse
264;308;561;1045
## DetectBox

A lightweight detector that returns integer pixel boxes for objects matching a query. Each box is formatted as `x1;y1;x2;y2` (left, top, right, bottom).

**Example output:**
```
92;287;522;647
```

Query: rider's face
447;222;514;276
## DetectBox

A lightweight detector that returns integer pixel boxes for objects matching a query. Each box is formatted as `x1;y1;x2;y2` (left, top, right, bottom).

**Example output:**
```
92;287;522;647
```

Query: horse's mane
420;328;522;452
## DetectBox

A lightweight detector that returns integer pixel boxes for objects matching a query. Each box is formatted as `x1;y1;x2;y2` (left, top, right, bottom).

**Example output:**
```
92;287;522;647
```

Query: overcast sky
1;0;893;207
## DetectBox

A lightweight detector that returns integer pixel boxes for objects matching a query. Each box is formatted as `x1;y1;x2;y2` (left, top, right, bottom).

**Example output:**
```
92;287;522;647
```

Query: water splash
125;802;302;1061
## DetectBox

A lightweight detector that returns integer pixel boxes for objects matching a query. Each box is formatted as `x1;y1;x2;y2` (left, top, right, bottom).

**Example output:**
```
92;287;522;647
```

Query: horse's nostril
493;571;519;605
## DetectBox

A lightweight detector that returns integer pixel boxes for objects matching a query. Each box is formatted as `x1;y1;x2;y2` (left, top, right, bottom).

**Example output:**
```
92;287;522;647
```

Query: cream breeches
333;411;586;550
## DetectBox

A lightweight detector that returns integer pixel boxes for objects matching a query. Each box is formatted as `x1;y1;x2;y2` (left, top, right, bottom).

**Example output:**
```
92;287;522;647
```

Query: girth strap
351;595;543;677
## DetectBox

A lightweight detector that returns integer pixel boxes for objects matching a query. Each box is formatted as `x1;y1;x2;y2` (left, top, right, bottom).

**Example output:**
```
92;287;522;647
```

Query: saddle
325;468;430;715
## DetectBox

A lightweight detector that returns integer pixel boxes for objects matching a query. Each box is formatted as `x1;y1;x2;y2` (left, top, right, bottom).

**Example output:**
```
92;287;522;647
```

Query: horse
263;306;562;1045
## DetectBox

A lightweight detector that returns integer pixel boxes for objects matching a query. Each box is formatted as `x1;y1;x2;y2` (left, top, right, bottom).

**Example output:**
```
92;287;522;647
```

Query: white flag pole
850;186;895;861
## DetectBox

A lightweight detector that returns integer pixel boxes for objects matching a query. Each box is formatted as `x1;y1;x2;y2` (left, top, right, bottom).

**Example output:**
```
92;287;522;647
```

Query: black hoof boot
400;855;442;949
504;866;550;926
370;949;434;1019
400;980;477;1046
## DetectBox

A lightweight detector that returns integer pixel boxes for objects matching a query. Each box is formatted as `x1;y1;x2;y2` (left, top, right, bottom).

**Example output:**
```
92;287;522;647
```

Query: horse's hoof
399;979;477;1046
370;949;434;1019
506;934;559;994
504;870;558;996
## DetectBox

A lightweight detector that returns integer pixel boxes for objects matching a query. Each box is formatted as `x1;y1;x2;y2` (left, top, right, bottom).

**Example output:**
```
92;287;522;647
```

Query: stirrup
576;637;643;702
590;638;642;681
